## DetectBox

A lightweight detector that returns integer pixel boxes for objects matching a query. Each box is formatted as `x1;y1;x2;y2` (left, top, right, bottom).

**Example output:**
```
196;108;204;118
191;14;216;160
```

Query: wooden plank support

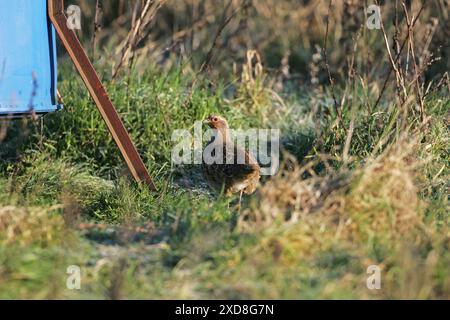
48;0;157;191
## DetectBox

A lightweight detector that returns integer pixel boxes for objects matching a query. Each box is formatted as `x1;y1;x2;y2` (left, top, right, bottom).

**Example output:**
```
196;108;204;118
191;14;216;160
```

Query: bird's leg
238;190;243;214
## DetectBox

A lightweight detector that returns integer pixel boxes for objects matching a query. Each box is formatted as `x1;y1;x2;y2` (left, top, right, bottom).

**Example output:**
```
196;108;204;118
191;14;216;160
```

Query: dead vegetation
0;0;448;299
240;133;426;242
0;205;66;246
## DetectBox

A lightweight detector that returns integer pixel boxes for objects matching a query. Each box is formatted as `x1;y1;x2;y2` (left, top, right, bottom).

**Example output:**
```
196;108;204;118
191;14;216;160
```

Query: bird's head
204;115;229;130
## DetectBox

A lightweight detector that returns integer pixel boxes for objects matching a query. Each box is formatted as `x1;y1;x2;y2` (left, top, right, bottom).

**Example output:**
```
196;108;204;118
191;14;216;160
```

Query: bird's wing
220;162;256;179
220;145;259;179
203;142;260;181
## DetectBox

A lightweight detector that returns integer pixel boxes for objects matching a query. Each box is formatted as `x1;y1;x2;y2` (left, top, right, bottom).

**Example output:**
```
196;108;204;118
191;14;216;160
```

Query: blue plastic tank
0;0;60;116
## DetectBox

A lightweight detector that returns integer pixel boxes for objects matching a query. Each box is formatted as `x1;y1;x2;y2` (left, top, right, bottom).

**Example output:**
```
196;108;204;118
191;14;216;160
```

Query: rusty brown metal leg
48;0;156;191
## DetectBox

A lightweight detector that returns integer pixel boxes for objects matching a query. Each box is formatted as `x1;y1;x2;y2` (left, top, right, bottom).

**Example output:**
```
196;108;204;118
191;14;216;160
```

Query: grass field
0;0;449;299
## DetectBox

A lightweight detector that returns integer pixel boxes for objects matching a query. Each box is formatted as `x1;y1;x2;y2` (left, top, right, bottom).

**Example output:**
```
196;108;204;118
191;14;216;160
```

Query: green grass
0;61;448;299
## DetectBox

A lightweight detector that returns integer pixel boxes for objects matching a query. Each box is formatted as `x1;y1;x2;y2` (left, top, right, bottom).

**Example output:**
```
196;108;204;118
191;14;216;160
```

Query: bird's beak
203;119;211;125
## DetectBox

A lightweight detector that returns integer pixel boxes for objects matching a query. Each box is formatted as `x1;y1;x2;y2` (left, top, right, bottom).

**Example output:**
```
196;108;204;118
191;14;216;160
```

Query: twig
342;118;354;163
197;0;245;75
423;72;449;99
112;0;152;79
323;0;345;128
57;89;64;104
112;0;166;79
184;0;251;106
373;2;425;109
92;0;102;60
376;0;407;104
402;2;425;121
156;14;214;62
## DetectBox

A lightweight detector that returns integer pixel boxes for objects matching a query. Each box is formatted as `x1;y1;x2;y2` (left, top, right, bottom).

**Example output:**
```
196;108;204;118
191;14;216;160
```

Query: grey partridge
202;115;260;197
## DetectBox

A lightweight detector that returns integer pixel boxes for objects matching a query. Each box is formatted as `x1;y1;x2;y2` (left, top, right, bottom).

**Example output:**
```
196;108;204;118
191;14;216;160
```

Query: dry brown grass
71;0;448;88
343;138;424;242
223;130;448;299
1;0;447;300
240;133;430;254
0;205;65;246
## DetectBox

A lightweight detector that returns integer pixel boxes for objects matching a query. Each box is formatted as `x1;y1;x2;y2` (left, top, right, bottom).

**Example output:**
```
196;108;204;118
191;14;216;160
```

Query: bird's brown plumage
202;115;260;196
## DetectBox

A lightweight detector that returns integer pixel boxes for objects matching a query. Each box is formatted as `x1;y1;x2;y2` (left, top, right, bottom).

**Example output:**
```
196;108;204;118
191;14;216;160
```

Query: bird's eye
213;117;218;122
